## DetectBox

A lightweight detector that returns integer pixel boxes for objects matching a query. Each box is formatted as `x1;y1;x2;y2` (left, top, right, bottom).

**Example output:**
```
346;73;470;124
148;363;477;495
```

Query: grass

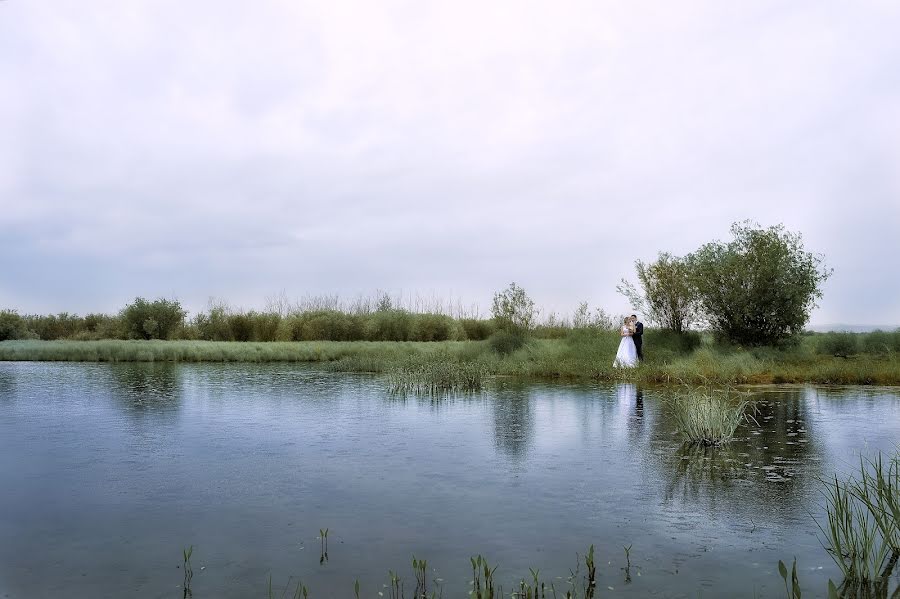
3;337;900;385
669;387;752;446
387;356;490;394
817;451;900;595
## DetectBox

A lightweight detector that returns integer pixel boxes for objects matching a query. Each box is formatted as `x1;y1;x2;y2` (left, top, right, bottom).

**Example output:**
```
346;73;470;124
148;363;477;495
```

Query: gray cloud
1;0;899;324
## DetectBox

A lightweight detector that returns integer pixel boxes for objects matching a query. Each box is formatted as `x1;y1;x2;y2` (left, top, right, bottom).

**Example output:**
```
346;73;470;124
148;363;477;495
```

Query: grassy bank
3;336;899;385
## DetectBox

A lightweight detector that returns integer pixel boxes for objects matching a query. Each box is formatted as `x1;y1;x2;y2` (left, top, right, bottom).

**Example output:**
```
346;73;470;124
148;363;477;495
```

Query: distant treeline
0;298;495;343
1;296;899;359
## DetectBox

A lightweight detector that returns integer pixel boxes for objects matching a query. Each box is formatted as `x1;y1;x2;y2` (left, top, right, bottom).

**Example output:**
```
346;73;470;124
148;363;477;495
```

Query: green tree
617;253;700;334
0;310;33;341
491;282;536;332
120;297;186;340
687;221;831;346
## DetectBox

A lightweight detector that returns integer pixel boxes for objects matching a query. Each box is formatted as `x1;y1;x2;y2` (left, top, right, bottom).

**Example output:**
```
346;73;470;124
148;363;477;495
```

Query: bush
0;310;33;341
295;310;360;341
120;297;186;340
410;313;457;342
488;330;528;355
458;318;495;341
365;310;413;341
491;282;536;333
227;313;254;342
645;329;702;355
194;306;233;341
861;330;900;355
22;312;86;340
816;332;860;358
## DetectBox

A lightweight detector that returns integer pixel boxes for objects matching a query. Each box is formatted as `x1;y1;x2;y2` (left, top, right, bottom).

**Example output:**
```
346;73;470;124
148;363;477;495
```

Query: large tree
687;221;831;346
617;253;700;334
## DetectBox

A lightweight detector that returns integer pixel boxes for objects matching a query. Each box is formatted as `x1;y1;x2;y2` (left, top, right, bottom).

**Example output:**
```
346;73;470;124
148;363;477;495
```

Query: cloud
1;0;899;323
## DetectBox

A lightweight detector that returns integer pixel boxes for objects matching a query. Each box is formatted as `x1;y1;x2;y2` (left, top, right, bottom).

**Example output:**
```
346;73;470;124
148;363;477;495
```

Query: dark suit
633;321;644;361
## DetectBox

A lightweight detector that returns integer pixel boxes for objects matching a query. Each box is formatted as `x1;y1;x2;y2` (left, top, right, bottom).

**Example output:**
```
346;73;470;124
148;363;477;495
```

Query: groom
631;314;644;361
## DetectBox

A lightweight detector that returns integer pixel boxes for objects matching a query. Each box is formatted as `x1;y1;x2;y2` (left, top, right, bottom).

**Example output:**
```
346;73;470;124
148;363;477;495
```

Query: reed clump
387;355;490;394
669;387;752;446
818;451;900;595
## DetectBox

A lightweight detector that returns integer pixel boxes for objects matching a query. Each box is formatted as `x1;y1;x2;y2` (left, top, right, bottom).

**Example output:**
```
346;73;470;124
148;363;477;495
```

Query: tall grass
3;336;900;385
669;388;752;446
387;356;490;394
817;452;900;594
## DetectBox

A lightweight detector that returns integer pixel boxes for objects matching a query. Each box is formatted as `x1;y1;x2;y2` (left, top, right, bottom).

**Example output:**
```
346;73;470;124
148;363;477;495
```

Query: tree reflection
660;387;825;517
108;363;182;417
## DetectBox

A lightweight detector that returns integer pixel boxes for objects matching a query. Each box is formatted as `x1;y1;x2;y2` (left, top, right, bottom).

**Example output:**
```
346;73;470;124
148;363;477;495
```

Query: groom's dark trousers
633;322;644;361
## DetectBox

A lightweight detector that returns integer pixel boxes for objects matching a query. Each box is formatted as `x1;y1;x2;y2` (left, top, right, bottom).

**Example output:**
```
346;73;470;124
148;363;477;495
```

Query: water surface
1;362;898;598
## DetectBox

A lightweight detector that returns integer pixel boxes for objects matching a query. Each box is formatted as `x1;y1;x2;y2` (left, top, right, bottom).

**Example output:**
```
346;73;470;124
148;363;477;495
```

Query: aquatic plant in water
817;451;900;596
669;387;752;446
387;356;489;395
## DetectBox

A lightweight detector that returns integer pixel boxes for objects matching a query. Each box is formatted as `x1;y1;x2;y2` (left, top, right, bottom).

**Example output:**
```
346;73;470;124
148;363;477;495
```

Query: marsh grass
669;387;753;446
3;337;900;385
817;452;900;595
387;355;490;394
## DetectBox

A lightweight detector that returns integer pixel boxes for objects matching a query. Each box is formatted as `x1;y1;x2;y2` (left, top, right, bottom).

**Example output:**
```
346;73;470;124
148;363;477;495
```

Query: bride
613;316;639;368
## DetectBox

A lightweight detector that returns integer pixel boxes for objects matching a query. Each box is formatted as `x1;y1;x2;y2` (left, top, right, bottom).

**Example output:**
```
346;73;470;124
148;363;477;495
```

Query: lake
1;362;898;598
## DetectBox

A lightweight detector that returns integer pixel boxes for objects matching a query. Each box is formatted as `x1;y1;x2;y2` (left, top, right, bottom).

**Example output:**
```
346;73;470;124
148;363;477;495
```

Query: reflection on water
491;381;536;460
0;363;898;598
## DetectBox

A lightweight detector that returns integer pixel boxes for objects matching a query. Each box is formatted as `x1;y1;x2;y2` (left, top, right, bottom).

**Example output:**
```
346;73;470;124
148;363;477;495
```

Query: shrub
488;330;528;355
458;318;495;341
861;330;900;355
365;310;413;341
491;282;536;333
410;313;456;342
294;310;360;341
817;332;860;358
23;313;85;340
226;313;254;342
250;312;281;342
120;297;186;340
0;310;33;341
194;306;233;341
645;329;702;355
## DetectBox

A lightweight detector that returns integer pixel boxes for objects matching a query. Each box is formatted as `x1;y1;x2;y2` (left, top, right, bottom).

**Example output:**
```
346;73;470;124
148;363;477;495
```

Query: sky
1;0;899;325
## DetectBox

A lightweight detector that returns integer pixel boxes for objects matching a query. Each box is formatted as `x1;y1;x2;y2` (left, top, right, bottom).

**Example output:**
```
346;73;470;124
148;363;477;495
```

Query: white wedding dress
613;326;638;368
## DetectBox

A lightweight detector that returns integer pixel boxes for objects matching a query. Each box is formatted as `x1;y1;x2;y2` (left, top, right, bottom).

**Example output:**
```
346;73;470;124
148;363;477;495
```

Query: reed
387;357;490;395
817;451;900;594
669;387;752;446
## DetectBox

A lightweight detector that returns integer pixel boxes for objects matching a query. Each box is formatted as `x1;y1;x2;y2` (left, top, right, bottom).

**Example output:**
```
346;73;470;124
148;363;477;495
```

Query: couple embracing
613;314;643;368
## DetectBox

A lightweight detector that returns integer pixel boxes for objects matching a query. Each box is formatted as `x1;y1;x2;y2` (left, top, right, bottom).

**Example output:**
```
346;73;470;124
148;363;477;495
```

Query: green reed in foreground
669;387;752;446
817;451;900;596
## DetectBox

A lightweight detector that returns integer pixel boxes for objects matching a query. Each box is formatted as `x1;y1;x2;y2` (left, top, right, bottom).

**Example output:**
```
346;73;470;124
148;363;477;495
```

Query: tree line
0;221;839;348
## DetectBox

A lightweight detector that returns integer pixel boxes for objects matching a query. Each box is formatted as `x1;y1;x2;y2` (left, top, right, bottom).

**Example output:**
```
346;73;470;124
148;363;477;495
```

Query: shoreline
2;339;898;386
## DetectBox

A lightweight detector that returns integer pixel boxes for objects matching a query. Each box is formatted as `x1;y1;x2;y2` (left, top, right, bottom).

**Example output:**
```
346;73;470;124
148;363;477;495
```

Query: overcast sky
1;1;898;325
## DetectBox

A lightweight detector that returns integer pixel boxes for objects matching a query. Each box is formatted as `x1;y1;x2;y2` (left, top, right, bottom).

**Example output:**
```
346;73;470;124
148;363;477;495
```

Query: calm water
1;363;898;598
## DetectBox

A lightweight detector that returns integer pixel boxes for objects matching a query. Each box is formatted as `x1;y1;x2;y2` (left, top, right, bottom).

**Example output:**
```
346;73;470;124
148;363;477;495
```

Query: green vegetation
618;252;699;334
669;388;752;446
0;310;35;341
2;331;899;385
621;221;832;346
689;222;831;346
817;452;900;595
387;355;489;394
